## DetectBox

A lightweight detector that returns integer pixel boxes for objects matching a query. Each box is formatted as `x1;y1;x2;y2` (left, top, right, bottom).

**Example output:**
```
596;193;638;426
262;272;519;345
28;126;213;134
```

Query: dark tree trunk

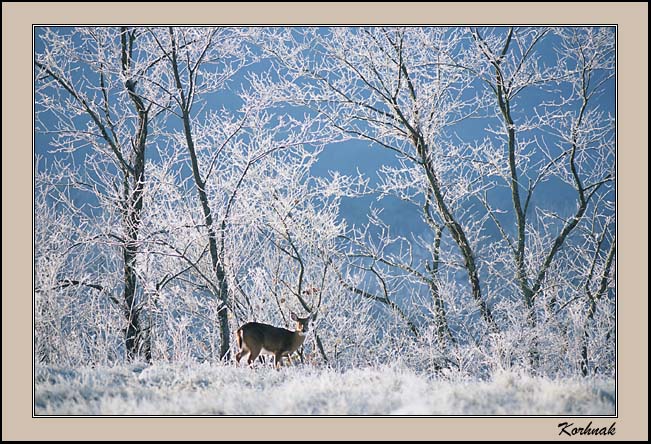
168;27;231;361
121;27;151;362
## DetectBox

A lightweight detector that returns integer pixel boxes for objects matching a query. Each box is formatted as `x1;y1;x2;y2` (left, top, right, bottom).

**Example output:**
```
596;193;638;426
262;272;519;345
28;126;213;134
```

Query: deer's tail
236;327;243;350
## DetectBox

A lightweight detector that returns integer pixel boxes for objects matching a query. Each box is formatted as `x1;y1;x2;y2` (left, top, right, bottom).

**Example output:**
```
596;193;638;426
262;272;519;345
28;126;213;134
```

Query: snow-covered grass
34;363;615;416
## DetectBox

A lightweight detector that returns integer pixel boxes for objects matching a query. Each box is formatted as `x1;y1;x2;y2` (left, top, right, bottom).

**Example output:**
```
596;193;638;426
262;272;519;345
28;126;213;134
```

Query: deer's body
235;313;314;368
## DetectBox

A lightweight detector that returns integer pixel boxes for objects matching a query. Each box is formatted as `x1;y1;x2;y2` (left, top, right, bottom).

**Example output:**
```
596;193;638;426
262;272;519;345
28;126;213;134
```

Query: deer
235;311;316;369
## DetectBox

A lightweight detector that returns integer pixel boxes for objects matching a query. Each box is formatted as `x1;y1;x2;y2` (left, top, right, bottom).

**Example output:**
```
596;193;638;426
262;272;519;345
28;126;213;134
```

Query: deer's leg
248;345;262;367
274;352;285;370
236;340;252;366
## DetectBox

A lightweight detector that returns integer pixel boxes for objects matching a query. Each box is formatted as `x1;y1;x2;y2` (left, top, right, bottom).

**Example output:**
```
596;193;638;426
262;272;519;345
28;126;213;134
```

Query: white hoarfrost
35;363;615;416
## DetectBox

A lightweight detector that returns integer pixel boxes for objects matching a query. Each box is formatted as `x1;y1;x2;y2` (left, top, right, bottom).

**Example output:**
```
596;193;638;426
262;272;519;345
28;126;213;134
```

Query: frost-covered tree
135;26;252;360
468;27;615;368
35;27;172;362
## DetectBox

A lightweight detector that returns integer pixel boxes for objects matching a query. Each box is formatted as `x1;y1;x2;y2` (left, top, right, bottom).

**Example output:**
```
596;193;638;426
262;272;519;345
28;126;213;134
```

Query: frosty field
34;363;615;416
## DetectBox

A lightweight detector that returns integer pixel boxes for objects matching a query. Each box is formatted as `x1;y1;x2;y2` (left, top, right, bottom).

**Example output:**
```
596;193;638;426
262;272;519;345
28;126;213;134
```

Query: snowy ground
34;363;615;416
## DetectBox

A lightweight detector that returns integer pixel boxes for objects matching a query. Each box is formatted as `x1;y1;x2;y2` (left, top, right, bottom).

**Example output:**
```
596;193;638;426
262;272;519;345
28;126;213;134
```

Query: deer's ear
290;312;298;321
